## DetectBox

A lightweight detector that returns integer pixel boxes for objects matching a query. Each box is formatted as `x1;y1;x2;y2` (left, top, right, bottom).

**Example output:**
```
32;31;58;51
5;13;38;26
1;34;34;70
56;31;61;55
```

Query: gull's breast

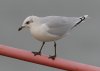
30;24;61;42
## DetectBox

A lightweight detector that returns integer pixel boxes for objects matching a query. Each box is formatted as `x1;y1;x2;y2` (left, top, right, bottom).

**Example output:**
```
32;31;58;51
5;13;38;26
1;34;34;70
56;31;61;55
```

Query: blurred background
0;0;100;71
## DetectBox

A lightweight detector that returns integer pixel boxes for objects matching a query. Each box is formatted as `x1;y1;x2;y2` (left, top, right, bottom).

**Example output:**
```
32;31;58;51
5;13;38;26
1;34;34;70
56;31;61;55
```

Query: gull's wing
40;15;87;36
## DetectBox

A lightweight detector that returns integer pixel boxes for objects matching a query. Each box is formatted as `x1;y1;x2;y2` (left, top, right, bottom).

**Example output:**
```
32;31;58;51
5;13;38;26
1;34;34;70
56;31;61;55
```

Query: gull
18;15;88;60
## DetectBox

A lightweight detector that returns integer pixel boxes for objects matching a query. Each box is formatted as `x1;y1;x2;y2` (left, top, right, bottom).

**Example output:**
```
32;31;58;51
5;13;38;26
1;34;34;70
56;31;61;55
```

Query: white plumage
18;15;88;59
20;15;88;41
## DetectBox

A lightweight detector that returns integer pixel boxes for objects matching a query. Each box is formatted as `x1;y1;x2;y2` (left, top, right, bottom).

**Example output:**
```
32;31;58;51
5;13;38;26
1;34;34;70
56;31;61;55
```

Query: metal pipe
0;45;100;71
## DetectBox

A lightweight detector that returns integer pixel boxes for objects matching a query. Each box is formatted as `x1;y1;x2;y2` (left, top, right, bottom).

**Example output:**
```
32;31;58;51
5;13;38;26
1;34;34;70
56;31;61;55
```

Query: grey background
0;0;100;71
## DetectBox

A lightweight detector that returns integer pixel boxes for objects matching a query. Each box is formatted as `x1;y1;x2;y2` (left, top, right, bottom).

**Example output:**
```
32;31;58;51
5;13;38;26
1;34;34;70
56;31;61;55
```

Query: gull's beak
18;26;25;31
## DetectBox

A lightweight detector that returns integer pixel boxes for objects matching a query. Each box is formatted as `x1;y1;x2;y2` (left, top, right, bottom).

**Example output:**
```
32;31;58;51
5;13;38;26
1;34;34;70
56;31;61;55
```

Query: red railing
0;44;100;71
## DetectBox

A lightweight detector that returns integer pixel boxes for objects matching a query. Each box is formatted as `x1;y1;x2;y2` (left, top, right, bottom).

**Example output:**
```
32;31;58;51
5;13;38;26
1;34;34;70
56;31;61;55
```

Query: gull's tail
72;15;88;29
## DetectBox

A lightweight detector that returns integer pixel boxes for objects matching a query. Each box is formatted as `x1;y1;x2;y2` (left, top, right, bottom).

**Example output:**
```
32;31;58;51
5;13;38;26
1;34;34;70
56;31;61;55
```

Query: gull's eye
26;21;30;24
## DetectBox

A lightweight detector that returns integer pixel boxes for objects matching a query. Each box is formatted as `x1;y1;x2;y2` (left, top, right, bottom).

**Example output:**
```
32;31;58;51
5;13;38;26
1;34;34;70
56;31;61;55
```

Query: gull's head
18;16;39;31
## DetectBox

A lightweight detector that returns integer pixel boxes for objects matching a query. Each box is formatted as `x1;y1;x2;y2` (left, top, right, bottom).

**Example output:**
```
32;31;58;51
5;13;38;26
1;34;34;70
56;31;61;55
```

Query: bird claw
49;55;56;60
32;51;41;56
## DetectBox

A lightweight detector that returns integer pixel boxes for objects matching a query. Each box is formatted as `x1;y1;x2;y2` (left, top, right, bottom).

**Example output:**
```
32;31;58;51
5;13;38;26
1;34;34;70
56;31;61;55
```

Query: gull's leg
32;42;45;56
49;41;57;60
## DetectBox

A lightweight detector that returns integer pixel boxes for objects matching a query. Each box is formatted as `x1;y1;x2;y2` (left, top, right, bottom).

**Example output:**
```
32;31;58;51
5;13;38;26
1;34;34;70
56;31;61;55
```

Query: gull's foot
49;55;56;60
32;51;41;56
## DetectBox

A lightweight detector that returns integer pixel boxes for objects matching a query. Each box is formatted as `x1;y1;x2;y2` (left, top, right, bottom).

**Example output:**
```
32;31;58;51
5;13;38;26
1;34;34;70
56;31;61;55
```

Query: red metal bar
0;45;100;71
